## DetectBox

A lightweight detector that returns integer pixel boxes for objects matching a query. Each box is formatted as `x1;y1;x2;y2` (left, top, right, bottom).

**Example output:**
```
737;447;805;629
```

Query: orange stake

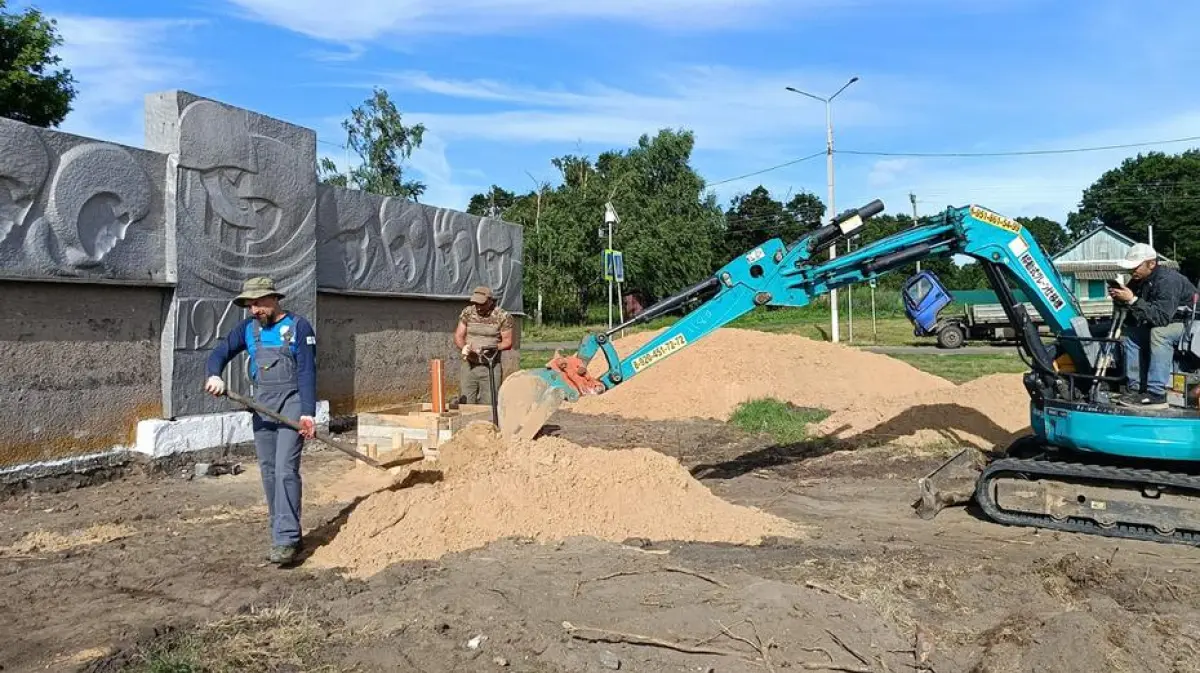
431;358;445;412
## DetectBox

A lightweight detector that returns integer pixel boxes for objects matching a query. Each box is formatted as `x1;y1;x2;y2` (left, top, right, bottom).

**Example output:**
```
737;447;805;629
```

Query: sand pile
567;328;954;421
309;423;803;577
814;373;1031;448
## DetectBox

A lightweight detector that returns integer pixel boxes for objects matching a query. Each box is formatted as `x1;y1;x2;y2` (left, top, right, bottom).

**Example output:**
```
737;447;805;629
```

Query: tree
723;186;789;258
319;87;426;200
1068;149;1200;276
0;0;76;127
1015;216;1070;256
466;185;517;218
721;187;824;259
785;192;825;229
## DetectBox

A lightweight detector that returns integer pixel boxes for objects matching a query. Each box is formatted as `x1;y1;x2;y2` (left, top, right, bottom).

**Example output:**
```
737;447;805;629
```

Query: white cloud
387;67;924;153
407;132;479;208
51;14;206;147
316;130;478;210
222;0;1034;43
223;0;809;42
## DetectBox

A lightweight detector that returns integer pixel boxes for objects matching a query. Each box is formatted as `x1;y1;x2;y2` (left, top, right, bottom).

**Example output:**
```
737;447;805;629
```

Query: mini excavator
497;199;1200;547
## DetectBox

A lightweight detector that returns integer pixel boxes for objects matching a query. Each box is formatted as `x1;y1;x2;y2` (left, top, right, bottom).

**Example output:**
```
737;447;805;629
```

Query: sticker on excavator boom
970;205;1021;235
745;247;765;264
630;333;688;372
1018;251;1066;311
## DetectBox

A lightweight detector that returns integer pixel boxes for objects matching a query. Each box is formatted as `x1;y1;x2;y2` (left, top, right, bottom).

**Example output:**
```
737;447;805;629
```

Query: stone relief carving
0;117;164;281
380;196;436;292
318;189;524;313
0;118;49;246
46;144;153;267
3;90;522;421
175;100;316;299
155;95;318;418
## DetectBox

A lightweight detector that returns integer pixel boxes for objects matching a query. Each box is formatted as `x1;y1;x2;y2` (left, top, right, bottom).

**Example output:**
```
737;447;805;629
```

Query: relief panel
0;118;167;283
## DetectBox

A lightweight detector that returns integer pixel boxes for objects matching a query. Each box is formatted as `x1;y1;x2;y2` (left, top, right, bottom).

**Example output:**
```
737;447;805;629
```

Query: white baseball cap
1118;242;1157;269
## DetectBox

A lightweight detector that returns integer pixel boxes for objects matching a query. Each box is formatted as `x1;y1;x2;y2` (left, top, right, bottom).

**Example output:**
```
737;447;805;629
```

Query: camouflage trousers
460;360;501;405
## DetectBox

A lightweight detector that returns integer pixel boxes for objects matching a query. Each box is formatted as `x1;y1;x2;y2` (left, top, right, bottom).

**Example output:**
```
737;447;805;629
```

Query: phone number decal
970;205;1021;234
630;334;689;372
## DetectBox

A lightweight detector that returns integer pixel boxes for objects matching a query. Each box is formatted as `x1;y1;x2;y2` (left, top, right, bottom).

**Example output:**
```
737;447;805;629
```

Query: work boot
267;543;299;565
1137;392;1168;406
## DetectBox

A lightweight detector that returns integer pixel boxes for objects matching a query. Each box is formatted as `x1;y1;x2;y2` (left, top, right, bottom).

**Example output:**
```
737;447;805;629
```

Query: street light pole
787;76;859;344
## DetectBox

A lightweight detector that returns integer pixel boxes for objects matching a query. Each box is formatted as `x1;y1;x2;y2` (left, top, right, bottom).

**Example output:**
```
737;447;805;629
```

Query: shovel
479;347;502;427
223;390;386;471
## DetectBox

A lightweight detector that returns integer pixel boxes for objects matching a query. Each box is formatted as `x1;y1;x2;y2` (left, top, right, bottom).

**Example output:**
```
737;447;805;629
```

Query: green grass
524;314;928;348
728;398;832;444
889;353;1030;384
522;287;923;345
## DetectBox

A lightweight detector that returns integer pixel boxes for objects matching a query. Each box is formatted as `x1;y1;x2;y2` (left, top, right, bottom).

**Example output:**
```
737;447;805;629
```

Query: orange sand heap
567;328;955;421
814;373;1031;448
309;423;804;577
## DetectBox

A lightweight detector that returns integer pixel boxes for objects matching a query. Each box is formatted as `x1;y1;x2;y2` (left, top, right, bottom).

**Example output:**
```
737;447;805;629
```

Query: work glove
204;375;226;396
298;416;316;439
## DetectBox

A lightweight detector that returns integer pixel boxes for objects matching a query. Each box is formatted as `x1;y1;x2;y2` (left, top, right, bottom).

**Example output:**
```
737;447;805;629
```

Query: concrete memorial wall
0;91;523;474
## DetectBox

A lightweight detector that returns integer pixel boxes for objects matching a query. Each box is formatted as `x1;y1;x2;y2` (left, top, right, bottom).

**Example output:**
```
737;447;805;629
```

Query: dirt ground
3;408;1200;673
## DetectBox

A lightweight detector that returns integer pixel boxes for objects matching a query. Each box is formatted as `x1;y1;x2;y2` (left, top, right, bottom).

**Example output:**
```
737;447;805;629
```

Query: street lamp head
849;76;859;84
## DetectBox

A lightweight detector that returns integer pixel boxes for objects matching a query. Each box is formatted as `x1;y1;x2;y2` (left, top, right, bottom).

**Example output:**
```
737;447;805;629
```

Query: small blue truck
901;269;1114;348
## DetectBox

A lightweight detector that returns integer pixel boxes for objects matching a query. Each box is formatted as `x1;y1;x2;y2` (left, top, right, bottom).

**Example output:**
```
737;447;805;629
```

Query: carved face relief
175;99;316;294
432;208;477;294
0;118;51;244
380;197;434;291
45;143;152;266
476;218;517;297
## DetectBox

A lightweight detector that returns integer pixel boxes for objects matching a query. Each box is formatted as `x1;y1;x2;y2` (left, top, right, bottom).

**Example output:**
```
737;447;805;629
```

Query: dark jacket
1124;265;1198;328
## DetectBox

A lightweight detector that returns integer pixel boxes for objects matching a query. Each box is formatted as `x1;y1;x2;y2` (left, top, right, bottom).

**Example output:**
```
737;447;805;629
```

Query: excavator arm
496;199;1098;437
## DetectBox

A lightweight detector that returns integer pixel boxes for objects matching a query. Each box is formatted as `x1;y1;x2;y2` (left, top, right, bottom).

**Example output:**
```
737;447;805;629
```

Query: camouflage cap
234;277;285;307
469;285;494;304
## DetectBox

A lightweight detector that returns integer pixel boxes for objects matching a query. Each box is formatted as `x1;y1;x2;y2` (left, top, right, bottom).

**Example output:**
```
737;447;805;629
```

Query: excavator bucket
912;447;989;519
495;350;606;441
496;369;567;440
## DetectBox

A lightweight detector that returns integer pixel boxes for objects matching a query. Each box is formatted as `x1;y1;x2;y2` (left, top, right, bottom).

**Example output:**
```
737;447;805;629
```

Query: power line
706;135;1200;187
838;134;1200;158
707;151;825;187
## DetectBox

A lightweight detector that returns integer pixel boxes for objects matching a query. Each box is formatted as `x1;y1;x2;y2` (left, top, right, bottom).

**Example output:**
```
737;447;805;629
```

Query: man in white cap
1108;242;1197;405
453;285;514;404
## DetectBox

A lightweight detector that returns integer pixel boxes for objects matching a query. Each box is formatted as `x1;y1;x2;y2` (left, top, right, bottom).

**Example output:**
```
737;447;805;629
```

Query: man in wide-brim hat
204;276;318;566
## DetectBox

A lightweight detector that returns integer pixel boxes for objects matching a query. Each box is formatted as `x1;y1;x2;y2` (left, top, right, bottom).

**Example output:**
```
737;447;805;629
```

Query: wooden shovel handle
223;390;383;469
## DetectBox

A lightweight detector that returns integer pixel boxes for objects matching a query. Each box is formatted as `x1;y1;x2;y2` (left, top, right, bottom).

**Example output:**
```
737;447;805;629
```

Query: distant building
1053;226;1179;300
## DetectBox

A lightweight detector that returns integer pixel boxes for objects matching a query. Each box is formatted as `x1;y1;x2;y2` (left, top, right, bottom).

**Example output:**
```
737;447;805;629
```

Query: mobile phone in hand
1106;279;1124;289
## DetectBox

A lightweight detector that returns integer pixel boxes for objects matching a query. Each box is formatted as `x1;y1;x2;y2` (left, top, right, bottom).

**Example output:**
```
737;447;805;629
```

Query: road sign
604;249;625;282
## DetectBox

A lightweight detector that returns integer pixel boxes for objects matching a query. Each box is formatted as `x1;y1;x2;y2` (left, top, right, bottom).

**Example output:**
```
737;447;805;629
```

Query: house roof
1052;225;1177;266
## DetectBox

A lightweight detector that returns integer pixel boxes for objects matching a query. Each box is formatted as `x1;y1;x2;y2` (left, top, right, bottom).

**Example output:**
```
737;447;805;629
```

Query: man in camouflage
454;285;514;404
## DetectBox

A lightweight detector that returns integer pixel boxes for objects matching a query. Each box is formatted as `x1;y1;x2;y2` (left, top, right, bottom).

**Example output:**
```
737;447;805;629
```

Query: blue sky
22;0;1200;225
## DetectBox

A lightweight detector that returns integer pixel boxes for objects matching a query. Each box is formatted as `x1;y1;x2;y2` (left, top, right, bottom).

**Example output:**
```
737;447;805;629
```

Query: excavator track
975;453;1200;547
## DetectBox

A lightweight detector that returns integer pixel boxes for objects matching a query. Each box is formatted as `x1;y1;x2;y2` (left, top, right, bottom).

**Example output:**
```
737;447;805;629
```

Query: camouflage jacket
460;305;514;360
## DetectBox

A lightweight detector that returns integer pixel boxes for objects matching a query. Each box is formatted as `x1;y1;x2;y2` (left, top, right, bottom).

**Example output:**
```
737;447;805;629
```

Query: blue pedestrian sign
603;249;625;283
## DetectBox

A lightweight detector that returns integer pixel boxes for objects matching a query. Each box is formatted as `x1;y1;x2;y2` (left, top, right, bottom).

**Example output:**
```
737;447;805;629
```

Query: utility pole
910;192;921;272
526;171;545;326
787;76;859;343
604;202;620;330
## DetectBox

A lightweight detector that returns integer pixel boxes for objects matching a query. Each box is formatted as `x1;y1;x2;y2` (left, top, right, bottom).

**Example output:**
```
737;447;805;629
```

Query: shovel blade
497;370;567;440
912;447;987;520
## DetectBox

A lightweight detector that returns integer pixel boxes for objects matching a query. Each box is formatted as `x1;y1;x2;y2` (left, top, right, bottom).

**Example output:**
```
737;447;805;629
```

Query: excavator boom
498;198;1200;547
